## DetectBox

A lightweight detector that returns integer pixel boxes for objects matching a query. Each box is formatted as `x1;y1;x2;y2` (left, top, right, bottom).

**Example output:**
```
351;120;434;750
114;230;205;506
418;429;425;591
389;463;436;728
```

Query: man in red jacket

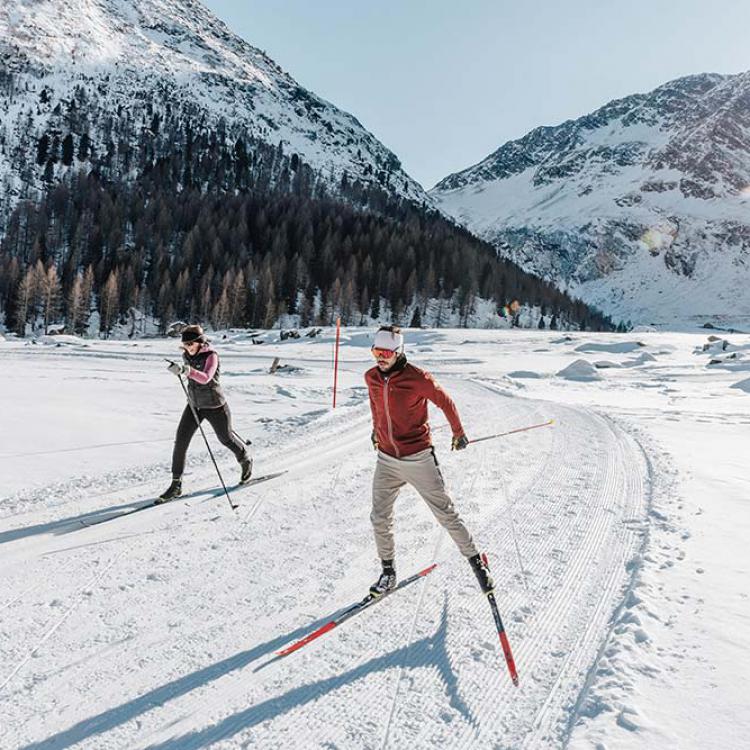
365;325;494;597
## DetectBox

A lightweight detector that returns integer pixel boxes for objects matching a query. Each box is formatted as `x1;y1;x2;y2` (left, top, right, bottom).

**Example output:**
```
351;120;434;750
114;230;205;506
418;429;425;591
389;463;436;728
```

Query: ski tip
275;641;304;657
512;676;520;687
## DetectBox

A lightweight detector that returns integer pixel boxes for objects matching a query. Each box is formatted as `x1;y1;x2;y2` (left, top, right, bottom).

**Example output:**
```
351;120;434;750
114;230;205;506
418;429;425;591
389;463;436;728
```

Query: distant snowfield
1;328;748;749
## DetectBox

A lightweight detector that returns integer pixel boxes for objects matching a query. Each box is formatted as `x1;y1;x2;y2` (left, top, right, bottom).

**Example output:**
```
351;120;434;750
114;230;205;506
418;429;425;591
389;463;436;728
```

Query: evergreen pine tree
62;134;75;167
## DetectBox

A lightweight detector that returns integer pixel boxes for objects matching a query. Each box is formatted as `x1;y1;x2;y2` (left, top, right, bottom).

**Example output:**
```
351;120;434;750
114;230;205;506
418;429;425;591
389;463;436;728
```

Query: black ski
79;471;287;528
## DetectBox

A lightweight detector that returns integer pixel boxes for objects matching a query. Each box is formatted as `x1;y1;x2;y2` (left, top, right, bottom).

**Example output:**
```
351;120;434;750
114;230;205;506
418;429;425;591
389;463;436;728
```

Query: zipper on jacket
382;375;400;458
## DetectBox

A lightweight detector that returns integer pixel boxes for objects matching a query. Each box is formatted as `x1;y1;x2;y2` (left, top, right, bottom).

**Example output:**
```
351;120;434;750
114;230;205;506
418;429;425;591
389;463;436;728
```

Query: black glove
371;431;379;451
451;434;469;451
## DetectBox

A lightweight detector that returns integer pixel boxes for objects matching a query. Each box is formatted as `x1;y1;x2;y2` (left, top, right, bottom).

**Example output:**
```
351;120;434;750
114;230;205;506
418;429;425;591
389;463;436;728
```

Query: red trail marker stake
332;317;341;408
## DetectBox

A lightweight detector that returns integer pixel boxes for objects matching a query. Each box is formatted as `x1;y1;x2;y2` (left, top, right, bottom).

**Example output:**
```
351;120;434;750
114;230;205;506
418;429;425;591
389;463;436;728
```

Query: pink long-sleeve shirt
186;345;218;385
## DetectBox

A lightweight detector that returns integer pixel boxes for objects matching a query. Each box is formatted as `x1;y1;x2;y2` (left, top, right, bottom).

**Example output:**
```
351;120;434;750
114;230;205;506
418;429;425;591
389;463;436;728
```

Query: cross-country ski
78;472;288;528
275;563;438;659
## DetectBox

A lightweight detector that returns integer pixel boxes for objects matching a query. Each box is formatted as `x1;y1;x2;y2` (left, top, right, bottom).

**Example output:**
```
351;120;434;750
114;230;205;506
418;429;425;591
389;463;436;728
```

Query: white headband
373;329;404;352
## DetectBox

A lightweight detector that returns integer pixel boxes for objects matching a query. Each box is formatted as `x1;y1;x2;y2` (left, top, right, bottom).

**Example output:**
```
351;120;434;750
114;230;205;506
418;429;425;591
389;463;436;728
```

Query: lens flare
499;299;521;318
641;222;678;255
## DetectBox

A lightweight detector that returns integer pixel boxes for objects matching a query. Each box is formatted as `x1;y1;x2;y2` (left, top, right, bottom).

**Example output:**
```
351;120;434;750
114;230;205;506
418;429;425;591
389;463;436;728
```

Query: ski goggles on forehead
371;347;397;358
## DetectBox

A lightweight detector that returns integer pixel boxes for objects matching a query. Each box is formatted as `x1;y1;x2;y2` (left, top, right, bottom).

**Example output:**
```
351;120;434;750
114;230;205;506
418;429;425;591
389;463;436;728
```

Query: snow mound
575;341;643;354
508;370;544;379
625;352;658;366
708;352;743;365
346;331;380;348
699;338;732;354
594;360;623;369
38;334;87;346
730;377;750;393
556;359;602;381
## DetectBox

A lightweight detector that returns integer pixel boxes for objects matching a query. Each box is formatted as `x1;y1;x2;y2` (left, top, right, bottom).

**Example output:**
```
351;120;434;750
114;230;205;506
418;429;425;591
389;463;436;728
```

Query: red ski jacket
365;360;465;458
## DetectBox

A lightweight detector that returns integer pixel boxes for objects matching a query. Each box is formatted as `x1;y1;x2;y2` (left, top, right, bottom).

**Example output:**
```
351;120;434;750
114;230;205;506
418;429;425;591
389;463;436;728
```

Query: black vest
183;348;226;409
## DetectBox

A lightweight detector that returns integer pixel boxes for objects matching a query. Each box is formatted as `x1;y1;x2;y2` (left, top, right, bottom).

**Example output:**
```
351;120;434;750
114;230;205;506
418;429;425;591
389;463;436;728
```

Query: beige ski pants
371;447;478;560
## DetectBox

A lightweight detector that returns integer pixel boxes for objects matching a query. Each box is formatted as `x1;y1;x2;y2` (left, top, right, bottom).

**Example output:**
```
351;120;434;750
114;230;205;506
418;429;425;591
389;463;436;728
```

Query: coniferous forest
0;90;618;335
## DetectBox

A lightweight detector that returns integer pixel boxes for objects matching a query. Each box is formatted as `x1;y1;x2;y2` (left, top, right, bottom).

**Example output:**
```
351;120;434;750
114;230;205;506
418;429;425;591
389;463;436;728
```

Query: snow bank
556;359;602;381
730;377;750;393
38;334;88;346
700;338;731;355
345;331;379;348
575;340;643;354
708;352;743;365
625;352;658;366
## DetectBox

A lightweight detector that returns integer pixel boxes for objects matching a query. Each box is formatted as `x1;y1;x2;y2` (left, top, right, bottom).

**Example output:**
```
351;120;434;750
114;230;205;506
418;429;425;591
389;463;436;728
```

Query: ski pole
232;429;252;446
166;359;237;511
469;419;554;445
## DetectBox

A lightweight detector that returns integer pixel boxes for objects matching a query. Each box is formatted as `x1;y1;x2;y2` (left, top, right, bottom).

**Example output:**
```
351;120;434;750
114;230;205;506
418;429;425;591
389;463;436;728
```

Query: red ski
483;553;519;686
276;563;437;658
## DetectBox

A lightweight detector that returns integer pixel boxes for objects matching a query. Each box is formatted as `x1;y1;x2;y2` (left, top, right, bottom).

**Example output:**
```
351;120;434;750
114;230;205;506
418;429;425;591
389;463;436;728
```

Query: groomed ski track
1;376;650;749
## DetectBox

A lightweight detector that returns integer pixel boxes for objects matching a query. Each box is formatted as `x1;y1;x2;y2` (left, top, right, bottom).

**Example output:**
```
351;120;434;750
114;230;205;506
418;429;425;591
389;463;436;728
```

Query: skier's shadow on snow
151;596;474;750
19;596;474;750
0;486;233;545
149;597;474;750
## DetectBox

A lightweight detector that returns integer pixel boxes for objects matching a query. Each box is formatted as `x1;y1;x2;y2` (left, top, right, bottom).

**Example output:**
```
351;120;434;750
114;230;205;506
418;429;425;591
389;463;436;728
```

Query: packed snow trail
1;374;649;749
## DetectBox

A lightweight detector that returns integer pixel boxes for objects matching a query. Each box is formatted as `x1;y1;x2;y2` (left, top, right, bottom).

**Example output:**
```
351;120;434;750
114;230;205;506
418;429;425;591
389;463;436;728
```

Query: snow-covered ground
1;328;748;749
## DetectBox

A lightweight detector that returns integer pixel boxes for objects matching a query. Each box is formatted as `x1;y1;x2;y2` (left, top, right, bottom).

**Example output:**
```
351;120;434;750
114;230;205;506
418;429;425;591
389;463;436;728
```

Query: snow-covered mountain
431;73;750;327
0;0;429;230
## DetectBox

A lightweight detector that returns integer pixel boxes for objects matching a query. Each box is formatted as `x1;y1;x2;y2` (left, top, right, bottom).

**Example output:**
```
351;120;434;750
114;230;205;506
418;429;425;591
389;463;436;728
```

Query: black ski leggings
171;403;246;478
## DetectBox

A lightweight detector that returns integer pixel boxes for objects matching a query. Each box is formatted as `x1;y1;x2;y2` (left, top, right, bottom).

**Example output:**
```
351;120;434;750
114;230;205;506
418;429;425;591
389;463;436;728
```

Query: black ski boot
369;561;397;597
239;456;253;485
469;552;495;595
156;479;182;504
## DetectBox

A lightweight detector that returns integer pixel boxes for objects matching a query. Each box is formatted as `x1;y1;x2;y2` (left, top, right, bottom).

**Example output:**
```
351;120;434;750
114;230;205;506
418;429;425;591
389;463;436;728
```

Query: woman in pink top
157;325;252;502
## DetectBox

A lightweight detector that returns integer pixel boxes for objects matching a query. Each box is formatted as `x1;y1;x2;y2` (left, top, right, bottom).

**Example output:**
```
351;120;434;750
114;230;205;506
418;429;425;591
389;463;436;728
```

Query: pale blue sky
203;0;750;189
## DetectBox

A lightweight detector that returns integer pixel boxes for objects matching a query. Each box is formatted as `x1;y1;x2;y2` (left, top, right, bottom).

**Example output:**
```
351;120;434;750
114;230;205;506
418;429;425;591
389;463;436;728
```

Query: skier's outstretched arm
420;372;467;448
